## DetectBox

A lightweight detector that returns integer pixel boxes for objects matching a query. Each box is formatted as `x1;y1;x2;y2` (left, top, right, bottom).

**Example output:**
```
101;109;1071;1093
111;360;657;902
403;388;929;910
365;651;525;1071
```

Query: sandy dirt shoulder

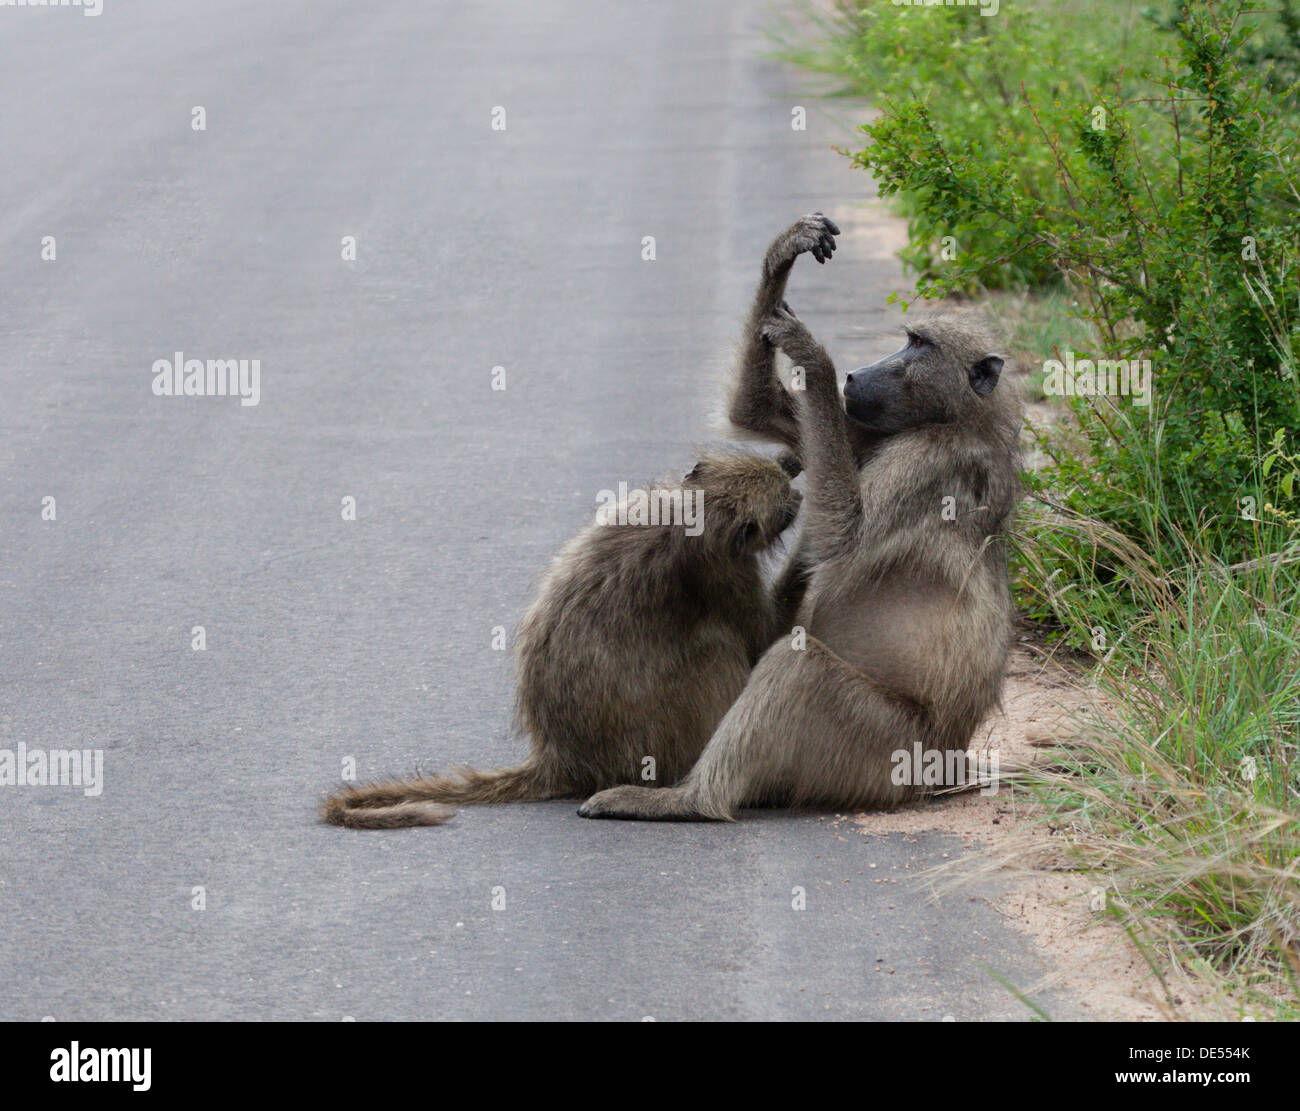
849;648;1234;1021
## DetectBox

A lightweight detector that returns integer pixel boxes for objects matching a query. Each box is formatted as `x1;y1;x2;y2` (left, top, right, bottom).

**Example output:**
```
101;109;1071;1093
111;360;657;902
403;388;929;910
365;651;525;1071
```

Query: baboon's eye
904;329;932;349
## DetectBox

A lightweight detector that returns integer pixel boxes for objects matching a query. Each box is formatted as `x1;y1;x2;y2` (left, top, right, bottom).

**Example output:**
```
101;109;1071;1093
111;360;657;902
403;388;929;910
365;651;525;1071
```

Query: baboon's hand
761;305;830;372
759;299;800;347
765;212;841;273
760;302;811;350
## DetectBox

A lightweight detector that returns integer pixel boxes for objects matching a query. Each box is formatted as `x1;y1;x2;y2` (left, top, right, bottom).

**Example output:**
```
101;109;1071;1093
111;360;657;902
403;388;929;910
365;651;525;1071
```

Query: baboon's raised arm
759;304;863;565
728;214;840;452
755;301;863;631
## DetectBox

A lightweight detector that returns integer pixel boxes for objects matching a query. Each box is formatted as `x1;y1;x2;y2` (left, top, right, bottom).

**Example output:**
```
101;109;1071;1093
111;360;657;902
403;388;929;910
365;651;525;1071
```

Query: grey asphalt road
0;0;1065;1021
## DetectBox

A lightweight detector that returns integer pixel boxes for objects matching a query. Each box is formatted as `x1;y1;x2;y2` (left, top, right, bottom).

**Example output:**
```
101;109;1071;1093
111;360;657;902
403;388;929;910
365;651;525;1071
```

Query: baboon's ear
969;354;1003;397
777;451;803;479
732;521;760;554
685;461;705;482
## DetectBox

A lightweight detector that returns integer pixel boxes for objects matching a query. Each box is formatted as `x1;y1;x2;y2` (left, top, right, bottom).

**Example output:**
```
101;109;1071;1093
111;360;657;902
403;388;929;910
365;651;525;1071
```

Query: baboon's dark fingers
811;211;841;237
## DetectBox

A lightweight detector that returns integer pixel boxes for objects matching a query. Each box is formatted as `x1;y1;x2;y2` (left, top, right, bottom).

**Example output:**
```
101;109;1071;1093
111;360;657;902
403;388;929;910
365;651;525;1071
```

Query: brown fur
579;217;1022;821
320;453;801;828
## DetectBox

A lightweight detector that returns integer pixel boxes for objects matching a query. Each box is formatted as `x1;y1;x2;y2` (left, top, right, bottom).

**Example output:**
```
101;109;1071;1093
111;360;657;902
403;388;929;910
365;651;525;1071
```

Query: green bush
794;0;1300;628
782;1;1166;287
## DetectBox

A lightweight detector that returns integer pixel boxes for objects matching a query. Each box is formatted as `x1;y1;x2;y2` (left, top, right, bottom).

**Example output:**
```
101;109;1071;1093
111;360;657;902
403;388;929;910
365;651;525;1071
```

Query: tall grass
1014;439;1300;1010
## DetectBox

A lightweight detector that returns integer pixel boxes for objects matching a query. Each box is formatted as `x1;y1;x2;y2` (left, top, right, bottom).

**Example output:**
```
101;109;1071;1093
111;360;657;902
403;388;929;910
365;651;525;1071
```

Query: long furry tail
320;760;556;829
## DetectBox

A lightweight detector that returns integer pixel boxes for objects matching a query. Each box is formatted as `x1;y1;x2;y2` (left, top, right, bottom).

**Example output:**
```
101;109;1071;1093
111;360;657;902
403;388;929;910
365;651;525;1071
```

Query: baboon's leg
577;637;925;821
729;214;840;451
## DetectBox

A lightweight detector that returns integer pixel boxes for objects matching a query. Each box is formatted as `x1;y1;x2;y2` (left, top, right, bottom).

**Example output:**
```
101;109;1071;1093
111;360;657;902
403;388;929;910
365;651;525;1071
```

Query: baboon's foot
577;785;723;822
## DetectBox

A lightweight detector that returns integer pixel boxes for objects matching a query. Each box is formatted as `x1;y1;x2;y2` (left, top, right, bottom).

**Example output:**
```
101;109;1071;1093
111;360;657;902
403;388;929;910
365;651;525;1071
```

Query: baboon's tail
320;760;557;829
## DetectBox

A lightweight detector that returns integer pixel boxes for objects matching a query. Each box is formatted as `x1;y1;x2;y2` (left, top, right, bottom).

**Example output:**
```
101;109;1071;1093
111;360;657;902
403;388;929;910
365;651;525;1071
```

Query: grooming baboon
579;218;1022;821
321;452;802;828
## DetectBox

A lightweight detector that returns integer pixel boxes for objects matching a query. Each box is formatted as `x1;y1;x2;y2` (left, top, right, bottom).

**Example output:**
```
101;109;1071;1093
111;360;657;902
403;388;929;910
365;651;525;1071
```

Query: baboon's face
842;323;1003;436
685;455;802;553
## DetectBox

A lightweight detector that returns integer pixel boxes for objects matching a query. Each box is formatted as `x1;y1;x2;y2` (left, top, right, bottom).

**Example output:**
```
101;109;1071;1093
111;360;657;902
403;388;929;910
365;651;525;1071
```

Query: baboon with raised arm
579;225;1022;820
321;452;802;829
